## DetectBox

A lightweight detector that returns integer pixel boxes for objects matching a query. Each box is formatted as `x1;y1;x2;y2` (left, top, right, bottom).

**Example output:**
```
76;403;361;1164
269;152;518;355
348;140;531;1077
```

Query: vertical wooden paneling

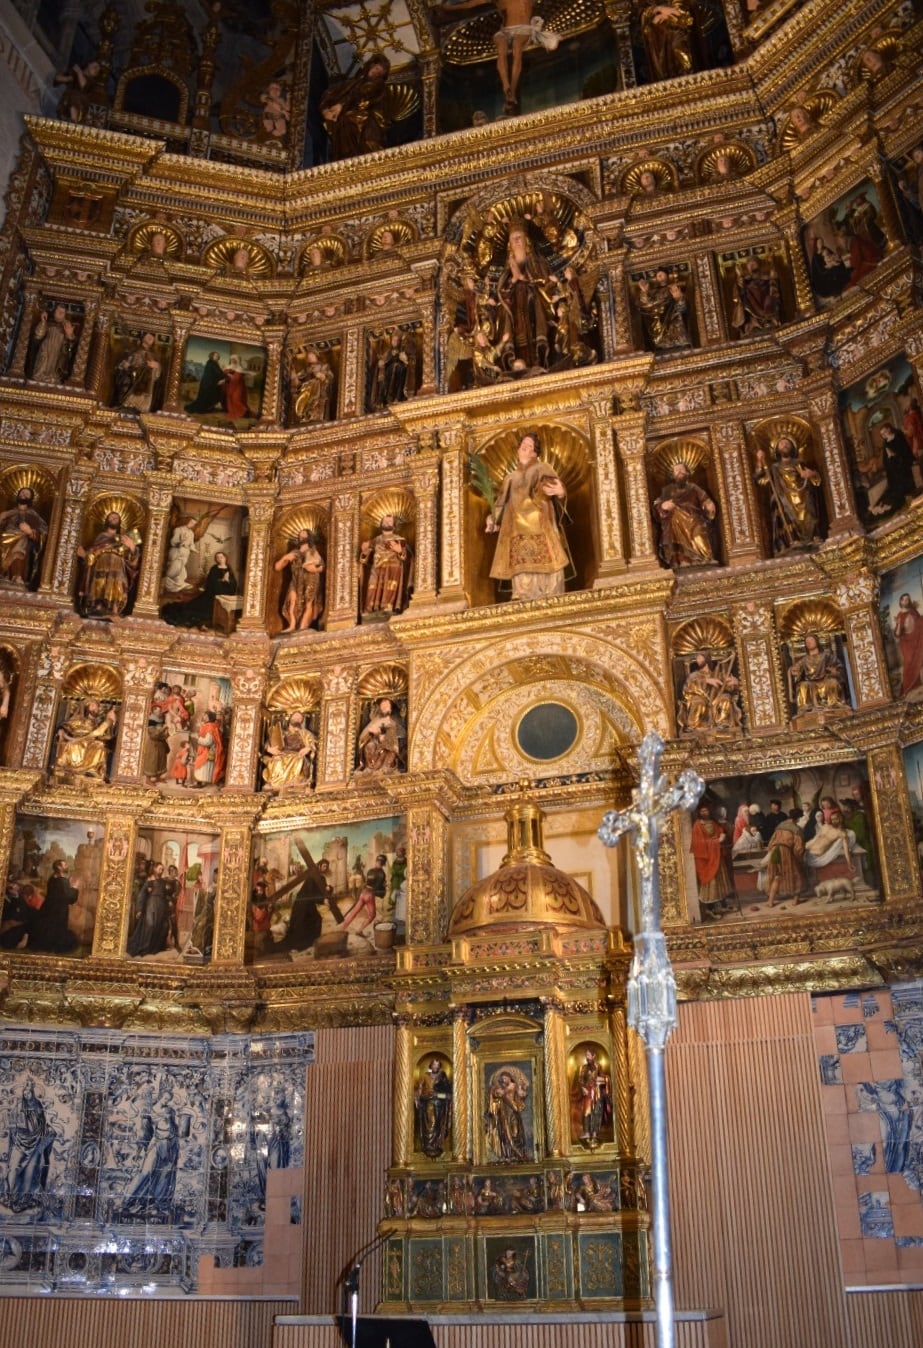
0;1297;289;1348
846;1289;923;1342
301;1024;395;1314
668;993;849;1348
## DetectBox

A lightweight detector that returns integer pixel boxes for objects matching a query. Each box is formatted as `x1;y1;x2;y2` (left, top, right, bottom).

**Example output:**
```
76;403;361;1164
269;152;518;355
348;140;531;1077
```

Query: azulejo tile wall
813;984;923;1284
0;1026;313;1294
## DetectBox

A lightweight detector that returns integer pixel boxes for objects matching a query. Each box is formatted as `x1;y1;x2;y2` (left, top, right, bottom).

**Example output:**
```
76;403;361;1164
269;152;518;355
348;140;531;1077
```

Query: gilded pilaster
451;1010;470;1163
239;494;274;629
86;307;113;397
8;284;38;376
258;328;285;427
409;452;439;606
327;491;358;630
407;802;447;946
542;1000;568;1158
603;248;632;352
133;479;173;617
68;296;97;389
340;324;361;419
609;1002;635;1157
210;803;257;965
867;743;918;902
419;50;440;140
778;204;815;317
693;251;723;345
163;311;195;412
20;640;68;770
615;414;657;567
734;601;785;732
225;665;266;791
113;653;160;781
437;424;467;602
835;572;891;708
394;1017;414;1165
93;811;137;957
46;466;93;600
317;663;355;788
588;396;627;582
807;383;860;535
711;420;761;563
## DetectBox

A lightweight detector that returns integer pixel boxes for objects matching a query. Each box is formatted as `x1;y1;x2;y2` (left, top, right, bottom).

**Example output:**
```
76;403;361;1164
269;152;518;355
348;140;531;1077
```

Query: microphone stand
339;1227;395;1348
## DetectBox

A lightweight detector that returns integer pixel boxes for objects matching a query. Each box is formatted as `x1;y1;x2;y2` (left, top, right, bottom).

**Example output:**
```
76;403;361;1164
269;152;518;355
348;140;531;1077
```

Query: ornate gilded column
317;664;355;788
225;665;266;791
602;0;636;87
692;253;723;345
733;601;786;732
133;478;173;616
541;999;569;1158
808;383;861;537
866;738;918;902
257;326;286;427
326;491;359;630
419;49;440;138
7;284;39;377
615;414;658;567
835;571;891;708
210;799;260;965
777;204;815;317
608;999;635;1157
339;324;363;420
45;465;93;600
68;297;97;389
92;809;138;958
2;642;41;768
409;447;439;607
602;246;632;352
86;306;114;398
411;265;439;395
113;652;160;781
451;1009;471;1163
588;395;627;582
394;1017;415;1166
163;311;195;412
711;420;761;564
239;493;275;630
406;802;448;946
437;423;468;605
20;640;69;769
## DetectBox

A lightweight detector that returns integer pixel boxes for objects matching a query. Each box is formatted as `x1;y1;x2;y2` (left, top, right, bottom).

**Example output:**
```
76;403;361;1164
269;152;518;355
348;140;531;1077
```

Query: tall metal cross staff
598;731;704;1348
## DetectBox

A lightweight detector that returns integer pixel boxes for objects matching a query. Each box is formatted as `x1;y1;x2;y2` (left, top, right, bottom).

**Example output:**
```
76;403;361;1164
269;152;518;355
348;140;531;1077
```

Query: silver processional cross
598;730;703;1348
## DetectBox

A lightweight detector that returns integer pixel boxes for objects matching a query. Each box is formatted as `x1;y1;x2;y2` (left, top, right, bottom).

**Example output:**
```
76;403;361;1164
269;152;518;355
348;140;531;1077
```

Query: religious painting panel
482;1233;537;1302
838;352;923;528
128;825;221;963
248;813;406;964
629;262;696;352
286;340;339;427
74;492;145;620
24;298;84;385
900;741;923;877
714;244;790;340
680;761;881;925
0;463;54;593
802;179;890;307
365;322;423;414
3;810;106;957
269;505;327;636
106;322;170;414
879;555;923;701
259;677;321;795
48;664;122;786
141;669;233;794
159;497;246;634
180;336;266;427
888;143;923;247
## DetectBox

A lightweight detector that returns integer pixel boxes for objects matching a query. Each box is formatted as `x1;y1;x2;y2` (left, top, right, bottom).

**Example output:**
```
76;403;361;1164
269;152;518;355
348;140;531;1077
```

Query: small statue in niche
291;349;335;424
414;1058;452;1158
111;331;164;413
638;0;696;81
359;516;414;619
356;696;407;774
677;651;742;736
274;528;325;633
54;60;106;122
367;328;417;411
319;53;392;160
75;512;142;619
635;267;692;351
730;256;783;336
260;81;291;140
0;487;47;589
571;1047;612;1149
260;711;318;794
753;436;823;554
786;632;850;720
652;460;718;568
26;302;79;384
491;1246;530;1301
53;698;119;782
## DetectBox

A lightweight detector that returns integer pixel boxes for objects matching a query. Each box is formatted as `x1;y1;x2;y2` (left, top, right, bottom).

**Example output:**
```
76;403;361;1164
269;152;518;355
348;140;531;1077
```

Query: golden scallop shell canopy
448;799;605;937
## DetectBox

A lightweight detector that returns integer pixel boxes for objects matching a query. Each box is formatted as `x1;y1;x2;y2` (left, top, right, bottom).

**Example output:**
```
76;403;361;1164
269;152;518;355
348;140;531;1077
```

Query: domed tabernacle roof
448;799;606;936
